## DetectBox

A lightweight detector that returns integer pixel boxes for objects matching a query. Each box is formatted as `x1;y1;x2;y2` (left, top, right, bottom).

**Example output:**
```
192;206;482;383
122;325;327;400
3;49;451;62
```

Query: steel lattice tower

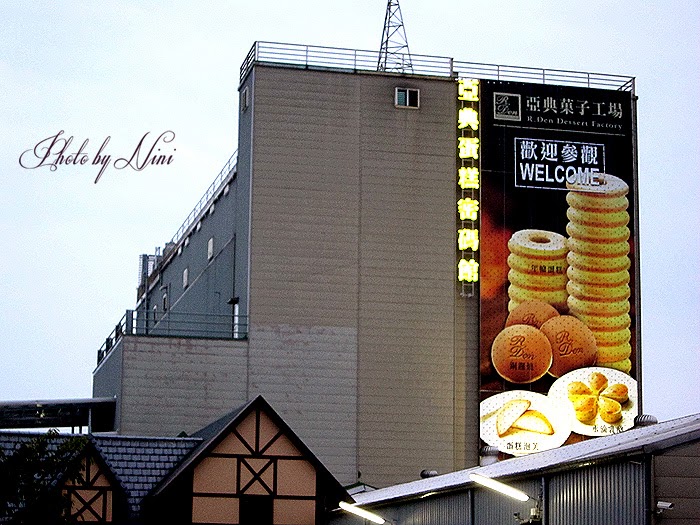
377;0;413;73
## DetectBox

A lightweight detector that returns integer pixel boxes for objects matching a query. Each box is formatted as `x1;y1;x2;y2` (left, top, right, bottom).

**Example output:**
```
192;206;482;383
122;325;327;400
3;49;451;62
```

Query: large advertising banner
474;80;638;456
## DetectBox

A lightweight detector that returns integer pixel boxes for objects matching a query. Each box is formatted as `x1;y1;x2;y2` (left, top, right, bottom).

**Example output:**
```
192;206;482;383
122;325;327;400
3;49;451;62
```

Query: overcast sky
0;1;698;423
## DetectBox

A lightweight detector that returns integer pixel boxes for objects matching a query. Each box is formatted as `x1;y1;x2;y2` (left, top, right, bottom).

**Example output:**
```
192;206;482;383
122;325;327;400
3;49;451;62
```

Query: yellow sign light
457;198;479;221
458;107;480;130
458;137;480;159
458;228;479;251
458;258;479;282
458;78;480;102
457;78;480;287
458;166;480;189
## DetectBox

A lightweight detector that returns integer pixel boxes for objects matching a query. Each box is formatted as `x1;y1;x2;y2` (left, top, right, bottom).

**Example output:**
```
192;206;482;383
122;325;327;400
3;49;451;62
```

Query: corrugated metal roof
354;412;700;506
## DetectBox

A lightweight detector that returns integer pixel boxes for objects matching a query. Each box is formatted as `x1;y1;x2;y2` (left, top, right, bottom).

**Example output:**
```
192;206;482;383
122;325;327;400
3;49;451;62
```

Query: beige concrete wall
356;73;460;487
118;336;248;436
247;65;477;487
247;66;362;486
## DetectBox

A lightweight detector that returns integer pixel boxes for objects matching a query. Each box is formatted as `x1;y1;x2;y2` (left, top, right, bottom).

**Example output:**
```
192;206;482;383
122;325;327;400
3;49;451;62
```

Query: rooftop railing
97;310;248;365
240;41;635;93
169;151;238;247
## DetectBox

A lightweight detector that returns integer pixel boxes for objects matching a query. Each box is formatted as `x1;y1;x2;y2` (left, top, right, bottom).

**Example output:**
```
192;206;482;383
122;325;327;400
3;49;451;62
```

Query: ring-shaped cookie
566;173;629;197
567;266;630;286
568;296;631;316
598;358;632;374
572;312;631;330
509;284;568;308
566;207;630;227
567;237;630;257
591;327;632;346
566;192;629;212
505;300;560;328
508;229;568;259
508;299;522;312
567;252;631;272
508;254;568;275
596;342;633;363
567;281;631;302
566;222;631;242
509;269;568;291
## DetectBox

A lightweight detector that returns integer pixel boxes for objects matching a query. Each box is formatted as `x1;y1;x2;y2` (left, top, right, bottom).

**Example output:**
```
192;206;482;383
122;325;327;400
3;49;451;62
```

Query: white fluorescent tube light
469;473;530;502
339;501;386;524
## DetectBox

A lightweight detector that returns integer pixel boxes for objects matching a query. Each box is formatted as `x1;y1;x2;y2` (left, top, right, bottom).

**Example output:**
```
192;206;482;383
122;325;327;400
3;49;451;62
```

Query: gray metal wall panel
92;339;123;431
330;492;473;525
236;70;254;316
655;441;700;524
474;480;540;525
138;173;240;332
398;492;472;525
117;63;480;488
548;462;646;525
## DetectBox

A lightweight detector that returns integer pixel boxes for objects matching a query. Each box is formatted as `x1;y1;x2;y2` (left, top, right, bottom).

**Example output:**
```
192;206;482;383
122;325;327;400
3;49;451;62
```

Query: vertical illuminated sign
457;79;481;295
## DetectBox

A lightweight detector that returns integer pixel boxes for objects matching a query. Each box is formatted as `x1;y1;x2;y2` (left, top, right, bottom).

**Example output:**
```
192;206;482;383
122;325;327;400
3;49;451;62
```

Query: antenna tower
377;0;413;73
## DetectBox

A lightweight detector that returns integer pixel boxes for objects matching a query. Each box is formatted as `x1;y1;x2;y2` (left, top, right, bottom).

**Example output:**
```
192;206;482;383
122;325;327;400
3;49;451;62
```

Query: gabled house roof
1;394;350;522
0;431;201;520
151;394;349;504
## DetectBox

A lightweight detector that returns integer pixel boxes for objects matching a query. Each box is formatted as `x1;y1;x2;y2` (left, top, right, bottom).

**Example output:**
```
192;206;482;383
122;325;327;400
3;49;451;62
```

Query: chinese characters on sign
457;79;481;292
515;138;605;190
524;95;623;119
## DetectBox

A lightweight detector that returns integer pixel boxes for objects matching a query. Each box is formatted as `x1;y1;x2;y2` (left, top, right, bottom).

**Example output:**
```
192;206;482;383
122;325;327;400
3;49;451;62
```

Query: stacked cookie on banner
507;229;569;313
565;174;632;374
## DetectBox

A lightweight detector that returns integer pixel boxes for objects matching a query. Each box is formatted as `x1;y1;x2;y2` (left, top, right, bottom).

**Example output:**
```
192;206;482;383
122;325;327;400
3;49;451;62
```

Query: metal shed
332;413;700;525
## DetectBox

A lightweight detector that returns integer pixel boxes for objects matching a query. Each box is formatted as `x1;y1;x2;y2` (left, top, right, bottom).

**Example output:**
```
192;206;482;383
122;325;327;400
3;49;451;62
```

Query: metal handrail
452;60;635;92
97;310;249;365
169;151;238;247
240;41;635;93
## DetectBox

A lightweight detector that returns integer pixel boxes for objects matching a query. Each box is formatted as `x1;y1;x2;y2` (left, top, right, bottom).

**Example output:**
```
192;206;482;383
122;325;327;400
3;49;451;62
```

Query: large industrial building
93;40;640;490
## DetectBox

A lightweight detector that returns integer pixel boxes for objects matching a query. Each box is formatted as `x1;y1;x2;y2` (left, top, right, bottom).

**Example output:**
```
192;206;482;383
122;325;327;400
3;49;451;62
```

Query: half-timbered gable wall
63;451;118;522
192;406;320;525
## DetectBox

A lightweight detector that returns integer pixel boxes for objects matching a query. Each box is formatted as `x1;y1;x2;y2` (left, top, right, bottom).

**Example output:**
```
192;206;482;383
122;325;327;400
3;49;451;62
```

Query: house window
162;293;168;311
395;87;420;108
207;237;214;260
240;495;272;525
240;87;250;112
233;301;240;339
183;268;189;289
